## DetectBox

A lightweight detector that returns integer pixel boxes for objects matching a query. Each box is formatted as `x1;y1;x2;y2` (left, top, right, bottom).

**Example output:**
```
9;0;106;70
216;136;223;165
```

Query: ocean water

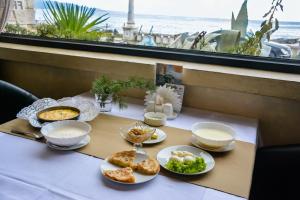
35;9;300;39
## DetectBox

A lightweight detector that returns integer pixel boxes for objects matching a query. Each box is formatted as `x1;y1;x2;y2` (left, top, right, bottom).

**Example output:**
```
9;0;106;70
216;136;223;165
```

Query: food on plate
150;132;158;140
127;127;155;143
128;128;146;136
194;129;234;141
103;167;135;183
47;126;86;138
107;150;160;175
134;158;160;175
38;106;80;121
144;112;167;127
108;150;136;168
172;151;194;157
165;151;206;174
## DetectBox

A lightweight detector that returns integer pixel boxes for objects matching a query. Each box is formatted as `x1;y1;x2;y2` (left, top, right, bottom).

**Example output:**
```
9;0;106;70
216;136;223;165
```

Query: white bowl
191;122;236;148
144;112;167;127
41;120;91;146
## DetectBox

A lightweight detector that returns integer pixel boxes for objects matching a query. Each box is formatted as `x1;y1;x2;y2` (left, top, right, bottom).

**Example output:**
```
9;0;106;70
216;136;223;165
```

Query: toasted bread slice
108;150;136;168
103;167;135;183
135;158;160;175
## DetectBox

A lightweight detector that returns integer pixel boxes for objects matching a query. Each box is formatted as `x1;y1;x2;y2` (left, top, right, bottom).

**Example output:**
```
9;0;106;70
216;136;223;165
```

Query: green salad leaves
165;157;206;174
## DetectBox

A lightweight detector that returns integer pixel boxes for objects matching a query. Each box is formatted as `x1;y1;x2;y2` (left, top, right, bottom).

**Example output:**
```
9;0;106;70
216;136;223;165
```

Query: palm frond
42;0;109;37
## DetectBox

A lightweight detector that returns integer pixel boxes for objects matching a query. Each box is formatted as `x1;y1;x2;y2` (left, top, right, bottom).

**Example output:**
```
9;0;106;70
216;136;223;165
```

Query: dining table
0;92;258;200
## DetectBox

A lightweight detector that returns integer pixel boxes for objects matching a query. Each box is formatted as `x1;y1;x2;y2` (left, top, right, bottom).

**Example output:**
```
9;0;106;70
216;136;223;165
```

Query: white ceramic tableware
17;97;99;128
191;135;235;152
191;122;236;148
41;120;91;146
162;103;173;117
166;112;178;120
143;129;167;144
120;122;156;154
144;112;167;127
100;153;159;184
47;135;91;150
157;145;215;175
120;122;156;144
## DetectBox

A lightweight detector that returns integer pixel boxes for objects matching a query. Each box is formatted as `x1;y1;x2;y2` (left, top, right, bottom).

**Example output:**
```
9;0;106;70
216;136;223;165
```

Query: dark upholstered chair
250;145;300;200
0;80;38;124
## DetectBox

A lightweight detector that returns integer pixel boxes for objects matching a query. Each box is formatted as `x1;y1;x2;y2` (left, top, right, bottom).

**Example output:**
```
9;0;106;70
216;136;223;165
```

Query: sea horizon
35;9;300;39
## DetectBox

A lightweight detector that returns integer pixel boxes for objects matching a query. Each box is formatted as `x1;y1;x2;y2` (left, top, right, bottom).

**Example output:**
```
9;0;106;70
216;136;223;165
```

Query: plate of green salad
157;145;215;175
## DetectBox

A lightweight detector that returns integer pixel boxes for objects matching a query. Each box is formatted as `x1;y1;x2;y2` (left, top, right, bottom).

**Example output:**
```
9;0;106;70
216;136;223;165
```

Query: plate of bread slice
101;150;160;184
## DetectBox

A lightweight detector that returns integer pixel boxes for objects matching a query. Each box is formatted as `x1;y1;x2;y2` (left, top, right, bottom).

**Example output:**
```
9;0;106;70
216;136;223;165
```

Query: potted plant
92;75;155;112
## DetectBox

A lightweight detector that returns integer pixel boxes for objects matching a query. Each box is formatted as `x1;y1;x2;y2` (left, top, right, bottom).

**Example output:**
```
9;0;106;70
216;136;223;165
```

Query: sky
54;0;300;22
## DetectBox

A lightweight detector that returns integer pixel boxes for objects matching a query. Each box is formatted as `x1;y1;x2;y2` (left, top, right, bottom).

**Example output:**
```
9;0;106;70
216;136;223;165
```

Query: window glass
4;0;300;60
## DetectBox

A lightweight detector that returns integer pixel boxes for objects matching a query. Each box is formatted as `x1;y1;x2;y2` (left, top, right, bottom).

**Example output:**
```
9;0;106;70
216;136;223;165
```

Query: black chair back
250;145;300;200
0;80;38;124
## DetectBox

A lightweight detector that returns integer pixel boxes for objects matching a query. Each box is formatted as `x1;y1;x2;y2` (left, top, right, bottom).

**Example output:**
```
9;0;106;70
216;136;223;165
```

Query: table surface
0;94;258;200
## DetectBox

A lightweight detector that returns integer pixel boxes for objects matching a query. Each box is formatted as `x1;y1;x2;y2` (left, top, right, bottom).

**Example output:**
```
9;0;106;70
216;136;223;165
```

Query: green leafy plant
231;0;248;38
5;23;36;35
232;0;284;56
43;0;109;40
92;75;155;109
36;23;58;37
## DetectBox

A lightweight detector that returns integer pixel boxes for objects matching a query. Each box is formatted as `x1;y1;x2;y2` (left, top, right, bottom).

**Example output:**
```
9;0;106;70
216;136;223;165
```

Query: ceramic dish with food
46;135;90;150
17;97;99;128
143;129;167;144
191;122;236;148
144;112;167;127
41;120;91;147
191;135;235;152
157;145;215;175
120;122;156;144
37;106;80;123
100;150;160;184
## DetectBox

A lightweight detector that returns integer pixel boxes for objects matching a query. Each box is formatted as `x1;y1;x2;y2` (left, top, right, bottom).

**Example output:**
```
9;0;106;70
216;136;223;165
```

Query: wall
0;61;153;99
0;43;300;146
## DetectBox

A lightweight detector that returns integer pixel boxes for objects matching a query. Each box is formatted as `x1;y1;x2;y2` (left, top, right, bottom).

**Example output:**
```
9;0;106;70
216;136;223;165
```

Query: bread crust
108;150;136;168
103;167;135;183
135;158;160;175
106;150;160;183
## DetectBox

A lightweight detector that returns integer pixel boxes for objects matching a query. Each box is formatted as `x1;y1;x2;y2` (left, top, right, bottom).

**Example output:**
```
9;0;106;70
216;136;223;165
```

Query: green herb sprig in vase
92;75;155;112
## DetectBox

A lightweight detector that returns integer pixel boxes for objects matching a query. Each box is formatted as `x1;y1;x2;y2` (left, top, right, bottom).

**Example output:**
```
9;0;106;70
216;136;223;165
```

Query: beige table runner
0;114;256;198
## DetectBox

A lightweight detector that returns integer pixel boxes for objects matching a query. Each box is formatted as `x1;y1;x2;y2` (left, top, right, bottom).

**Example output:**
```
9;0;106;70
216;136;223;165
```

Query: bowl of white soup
191;122;235;148
41;120;91;146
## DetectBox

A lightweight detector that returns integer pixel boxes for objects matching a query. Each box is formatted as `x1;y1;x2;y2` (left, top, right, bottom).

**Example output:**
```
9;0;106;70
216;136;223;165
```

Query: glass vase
95;94;113;112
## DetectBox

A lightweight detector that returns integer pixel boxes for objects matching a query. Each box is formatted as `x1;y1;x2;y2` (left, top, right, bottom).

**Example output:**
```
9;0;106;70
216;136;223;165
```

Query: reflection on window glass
4;0;300;60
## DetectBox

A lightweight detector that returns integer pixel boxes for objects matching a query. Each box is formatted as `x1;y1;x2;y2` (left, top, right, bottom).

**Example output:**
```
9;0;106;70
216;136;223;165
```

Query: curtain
0;0;13;32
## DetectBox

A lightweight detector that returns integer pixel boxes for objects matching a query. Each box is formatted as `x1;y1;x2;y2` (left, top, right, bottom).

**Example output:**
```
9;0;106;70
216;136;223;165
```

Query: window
1;0;300;72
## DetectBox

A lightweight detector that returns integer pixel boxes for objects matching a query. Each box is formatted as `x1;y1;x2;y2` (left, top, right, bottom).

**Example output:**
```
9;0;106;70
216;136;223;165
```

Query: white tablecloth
0;96;257;200
0;133;244;200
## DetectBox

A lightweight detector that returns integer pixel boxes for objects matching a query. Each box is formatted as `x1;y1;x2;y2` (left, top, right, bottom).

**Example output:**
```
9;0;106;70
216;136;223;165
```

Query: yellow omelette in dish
39;109;79;121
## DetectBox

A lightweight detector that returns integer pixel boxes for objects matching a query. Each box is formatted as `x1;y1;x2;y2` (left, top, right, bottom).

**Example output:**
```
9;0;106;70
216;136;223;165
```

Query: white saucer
143;129;167;144
191;136;235;152
46;135;90;150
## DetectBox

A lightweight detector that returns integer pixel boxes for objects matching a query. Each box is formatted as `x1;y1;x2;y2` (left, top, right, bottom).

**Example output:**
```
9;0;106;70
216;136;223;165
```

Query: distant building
8;0;36;28
123;0;137;41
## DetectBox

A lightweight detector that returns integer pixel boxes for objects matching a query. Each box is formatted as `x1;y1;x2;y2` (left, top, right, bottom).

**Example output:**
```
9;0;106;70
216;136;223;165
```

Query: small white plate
100;153;159;185
191;136;235;152
143;129;167;144
46;135;90;150
157;145;215;175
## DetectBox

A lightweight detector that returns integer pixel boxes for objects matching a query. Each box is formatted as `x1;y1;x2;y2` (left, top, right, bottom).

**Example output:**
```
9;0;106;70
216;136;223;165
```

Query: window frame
1;33;300;74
